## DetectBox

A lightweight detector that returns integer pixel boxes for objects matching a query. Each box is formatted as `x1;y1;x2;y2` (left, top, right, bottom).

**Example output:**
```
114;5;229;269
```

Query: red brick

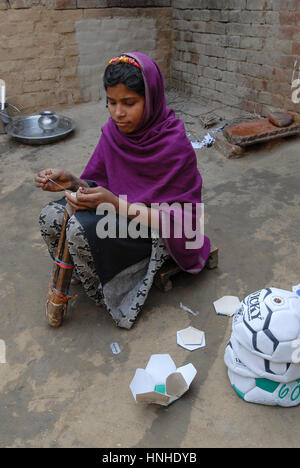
279;26;300;40
190;53;199;65
292;41;300;55
268;67;287;82
54;0;76;9
184;31;192;42
281;55;299;69
280;11;296;25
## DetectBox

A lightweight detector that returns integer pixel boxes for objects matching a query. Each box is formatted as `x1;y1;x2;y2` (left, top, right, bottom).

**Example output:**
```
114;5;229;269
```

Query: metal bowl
38;110;59;132
5;111;76;145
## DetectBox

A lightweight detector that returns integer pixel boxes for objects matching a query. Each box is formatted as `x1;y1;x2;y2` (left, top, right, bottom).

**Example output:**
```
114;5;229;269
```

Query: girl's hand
35;168;75;192
65;186;119;212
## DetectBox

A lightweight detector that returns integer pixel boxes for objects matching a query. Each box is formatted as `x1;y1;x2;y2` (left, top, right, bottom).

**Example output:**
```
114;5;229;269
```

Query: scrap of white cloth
187;126;224;149
191;132;215;149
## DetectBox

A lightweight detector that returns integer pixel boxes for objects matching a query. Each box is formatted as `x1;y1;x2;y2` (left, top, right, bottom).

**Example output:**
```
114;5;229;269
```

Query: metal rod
7;103;21;113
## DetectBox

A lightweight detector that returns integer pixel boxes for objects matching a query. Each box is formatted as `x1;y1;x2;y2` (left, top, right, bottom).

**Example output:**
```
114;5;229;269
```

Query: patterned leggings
39;201;104;304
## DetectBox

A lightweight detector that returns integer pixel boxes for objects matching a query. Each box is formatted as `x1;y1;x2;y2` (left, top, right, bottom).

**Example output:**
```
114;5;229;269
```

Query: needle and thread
47;177;68;191
47;177;80;199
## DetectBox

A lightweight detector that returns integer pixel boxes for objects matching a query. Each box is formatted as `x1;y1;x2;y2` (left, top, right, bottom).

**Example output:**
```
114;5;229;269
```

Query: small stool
154;246;219;292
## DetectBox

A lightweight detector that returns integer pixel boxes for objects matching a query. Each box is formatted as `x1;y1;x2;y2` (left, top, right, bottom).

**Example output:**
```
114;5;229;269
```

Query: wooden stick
46;205;75;328
52;209;69;287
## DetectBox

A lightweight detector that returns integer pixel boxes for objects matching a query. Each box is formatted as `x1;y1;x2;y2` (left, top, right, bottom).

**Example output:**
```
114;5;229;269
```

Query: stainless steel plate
5;113;76;145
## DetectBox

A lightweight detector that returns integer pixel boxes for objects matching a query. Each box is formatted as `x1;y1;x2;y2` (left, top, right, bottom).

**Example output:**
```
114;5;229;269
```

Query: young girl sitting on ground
35;52;210;329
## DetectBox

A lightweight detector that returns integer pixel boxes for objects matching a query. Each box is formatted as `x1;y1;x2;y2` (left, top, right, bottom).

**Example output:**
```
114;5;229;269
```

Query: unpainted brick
207;0;226;9
216;58;227;70
205;22;226;35
55;21;75;33
77;0;107;7
238;62;264;78
239;36;263;50
225;48;247;61
269;0;298;10
226;0;246;8
0;0;8;9
264;11;280;24
198;76;216;90
41;69;60;80
209;9;229;22
23;80;57;93
9;0;32;7
203;66;222;80
246;0;272;9
205;44;225;58
226;36;240;48
229;10;266;24
172;0;208;9
270;38;292;55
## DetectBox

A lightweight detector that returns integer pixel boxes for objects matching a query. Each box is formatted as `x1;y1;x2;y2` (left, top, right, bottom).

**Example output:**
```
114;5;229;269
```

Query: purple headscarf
81;52;210;273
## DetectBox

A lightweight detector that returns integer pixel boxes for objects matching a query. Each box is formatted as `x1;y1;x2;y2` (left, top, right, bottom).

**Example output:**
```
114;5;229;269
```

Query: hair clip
108;55;141;70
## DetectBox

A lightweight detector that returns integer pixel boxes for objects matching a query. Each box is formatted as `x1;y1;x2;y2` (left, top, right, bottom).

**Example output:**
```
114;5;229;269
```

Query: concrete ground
0;94;299;448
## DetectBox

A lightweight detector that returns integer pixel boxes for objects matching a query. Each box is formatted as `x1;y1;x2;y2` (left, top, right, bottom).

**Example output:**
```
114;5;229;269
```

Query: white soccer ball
232;287;300;363
228;334;300;383
225;341;300;407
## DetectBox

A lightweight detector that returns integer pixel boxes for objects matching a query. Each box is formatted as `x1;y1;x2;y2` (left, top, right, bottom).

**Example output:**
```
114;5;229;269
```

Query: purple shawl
81;52;210;273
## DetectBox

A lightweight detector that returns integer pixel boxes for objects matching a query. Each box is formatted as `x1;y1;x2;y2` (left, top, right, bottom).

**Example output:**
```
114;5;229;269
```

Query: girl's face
106;83;145;134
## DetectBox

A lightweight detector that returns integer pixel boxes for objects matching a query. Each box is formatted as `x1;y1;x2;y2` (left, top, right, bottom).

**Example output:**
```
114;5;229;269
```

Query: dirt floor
0;94;299;448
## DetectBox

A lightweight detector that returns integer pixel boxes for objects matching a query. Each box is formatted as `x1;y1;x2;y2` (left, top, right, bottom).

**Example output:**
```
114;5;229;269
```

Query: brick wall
76;17;158;102
0;1;171;8
2;0;300;116
171;0;300;116
0;1;172;113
